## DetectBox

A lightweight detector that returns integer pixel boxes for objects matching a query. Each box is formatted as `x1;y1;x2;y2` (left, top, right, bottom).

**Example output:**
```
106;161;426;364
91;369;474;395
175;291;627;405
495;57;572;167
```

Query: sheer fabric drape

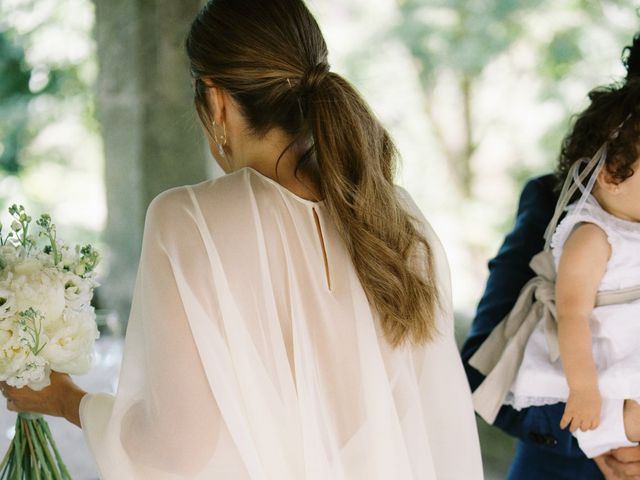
80;167;482;479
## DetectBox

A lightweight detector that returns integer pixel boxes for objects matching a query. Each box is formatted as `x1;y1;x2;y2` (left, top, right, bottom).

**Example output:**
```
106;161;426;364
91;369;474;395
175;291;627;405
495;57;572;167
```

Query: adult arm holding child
601;400;640;479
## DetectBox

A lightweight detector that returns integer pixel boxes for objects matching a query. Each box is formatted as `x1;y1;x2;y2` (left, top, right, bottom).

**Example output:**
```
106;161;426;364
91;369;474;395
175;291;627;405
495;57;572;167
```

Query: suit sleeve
460;176;577;453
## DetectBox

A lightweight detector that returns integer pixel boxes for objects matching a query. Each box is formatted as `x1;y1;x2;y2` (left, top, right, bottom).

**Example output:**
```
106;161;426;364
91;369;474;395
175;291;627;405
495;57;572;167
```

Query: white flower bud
11;221;21;232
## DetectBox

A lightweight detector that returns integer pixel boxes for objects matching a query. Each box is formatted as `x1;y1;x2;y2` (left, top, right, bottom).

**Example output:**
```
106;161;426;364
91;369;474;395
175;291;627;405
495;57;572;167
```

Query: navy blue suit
461;175;604;479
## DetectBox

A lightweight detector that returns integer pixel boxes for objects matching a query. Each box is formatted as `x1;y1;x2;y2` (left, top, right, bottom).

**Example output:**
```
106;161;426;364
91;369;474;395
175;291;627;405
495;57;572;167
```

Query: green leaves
77;244;100;275
0;31;34;175
393;0;546;82
541;29;583;81
0;11;94;175
18;308;46;356
2;204;34;250
36;213;60;265
1;206;100;276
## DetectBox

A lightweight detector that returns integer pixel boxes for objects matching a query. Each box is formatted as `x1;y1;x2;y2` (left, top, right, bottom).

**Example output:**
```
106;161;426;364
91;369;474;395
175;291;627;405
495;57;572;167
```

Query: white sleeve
396;186;484;479
80;188;222;479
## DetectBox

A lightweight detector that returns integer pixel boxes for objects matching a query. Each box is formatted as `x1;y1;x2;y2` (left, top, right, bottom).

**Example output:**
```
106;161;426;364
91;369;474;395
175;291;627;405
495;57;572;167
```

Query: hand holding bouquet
0;204;100;479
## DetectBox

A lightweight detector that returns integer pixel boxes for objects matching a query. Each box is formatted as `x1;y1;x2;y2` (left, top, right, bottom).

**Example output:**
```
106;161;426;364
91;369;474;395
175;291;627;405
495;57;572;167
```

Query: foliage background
0;0;637;477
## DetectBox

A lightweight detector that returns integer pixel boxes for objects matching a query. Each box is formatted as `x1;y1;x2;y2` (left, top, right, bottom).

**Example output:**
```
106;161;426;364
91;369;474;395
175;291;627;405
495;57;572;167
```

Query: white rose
5;354;50;390
0;245;19;265
0;288;16;321
62;272;92;311
12;265;65;327
41;308;99;374
13;258;41;276
0;332;31;378
0;328;13;345
0;314;52;390
20;354;51;390
59;244;76;270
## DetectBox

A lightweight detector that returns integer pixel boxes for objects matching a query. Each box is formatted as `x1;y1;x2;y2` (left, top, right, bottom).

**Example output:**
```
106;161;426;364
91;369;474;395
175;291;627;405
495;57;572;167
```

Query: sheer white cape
79;167;483;479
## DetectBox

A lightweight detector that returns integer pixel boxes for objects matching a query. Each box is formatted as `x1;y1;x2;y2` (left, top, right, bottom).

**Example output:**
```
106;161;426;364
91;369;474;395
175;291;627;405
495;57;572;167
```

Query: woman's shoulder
146;170;252;221
393;184;454;320
143;169;278;246
393;184;439;241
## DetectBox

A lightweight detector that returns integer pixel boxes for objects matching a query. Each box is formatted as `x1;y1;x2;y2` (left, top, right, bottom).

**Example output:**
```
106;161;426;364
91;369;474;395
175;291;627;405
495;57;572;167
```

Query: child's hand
560;386;602;432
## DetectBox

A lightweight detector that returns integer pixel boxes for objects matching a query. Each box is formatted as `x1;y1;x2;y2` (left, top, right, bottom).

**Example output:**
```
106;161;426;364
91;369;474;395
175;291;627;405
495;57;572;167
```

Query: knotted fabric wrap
470;128;640;425
469;251;640;424
469;251;555;424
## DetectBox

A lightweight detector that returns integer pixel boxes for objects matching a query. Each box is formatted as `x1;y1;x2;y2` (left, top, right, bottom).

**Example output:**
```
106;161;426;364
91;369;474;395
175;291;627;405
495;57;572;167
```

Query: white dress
78;166;483;479
507;197;640;456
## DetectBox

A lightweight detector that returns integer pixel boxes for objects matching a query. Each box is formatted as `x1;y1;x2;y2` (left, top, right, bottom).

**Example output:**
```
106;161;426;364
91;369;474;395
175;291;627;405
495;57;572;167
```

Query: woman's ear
201;78;226;125
596;166;621;195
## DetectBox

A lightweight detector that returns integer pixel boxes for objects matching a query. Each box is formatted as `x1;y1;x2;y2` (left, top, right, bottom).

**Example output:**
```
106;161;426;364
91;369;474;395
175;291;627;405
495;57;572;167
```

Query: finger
620;462;640;476
605;455;621;474
560;413;572;430
579;419;590;432
612;446;640;463
570;418;580;433
611;458;640;477
605;456;635;479
3;385;19;397
6;400;16;412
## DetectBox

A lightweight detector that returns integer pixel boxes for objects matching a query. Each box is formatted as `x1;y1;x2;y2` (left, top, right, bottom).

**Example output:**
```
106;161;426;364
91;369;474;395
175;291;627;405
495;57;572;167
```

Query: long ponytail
305;73;439;347
187;0;439;348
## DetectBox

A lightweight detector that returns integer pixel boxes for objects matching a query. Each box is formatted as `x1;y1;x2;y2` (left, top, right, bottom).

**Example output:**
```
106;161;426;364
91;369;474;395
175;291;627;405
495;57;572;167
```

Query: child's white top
551;196;640;291
508;195;640;408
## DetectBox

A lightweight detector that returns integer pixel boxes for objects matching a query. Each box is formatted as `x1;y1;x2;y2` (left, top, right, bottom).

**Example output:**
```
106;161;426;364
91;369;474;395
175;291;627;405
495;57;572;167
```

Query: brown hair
623;31;640;80
556;78;640;195
185;0;439;347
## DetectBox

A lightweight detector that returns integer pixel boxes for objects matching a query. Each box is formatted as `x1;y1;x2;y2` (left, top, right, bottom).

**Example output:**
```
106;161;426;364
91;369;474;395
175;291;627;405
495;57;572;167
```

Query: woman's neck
236;130;323;202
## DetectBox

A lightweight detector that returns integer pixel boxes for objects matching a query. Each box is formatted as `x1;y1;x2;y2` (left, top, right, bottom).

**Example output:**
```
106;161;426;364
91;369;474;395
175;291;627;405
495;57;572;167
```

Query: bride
1;0;483;478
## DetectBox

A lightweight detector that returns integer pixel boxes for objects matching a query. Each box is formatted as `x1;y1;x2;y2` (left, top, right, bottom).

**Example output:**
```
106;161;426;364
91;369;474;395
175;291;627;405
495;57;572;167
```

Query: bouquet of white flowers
0;204;100;479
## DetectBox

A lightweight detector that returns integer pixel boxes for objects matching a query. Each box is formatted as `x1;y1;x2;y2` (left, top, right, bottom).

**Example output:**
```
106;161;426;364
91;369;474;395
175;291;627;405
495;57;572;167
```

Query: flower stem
0;415;71;480
26;420;56;479
31;420;62;479
0;442;11;475
39;420;71;480
21;419;41;480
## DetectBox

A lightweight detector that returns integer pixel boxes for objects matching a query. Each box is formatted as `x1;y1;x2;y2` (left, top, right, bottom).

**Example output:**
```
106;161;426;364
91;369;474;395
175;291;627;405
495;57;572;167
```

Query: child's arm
556;223;610;433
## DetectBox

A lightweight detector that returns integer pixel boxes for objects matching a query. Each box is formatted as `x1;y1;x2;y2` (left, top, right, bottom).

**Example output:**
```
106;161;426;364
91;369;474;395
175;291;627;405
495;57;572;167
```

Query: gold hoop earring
212;120;227;157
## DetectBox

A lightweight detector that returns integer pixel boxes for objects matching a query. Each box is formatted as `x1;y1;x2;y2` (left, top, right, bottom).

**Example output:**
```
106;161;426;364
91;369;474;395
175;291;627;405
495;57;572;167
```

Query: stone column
93;0;207;324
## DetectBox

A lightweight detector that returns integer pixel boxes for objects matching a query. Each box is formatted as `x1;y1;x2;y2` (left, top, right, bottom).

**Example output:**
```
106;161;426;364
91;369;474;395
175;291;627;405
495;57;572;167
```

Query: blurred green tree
0;20;91;176
0;30;32;174
392;0;636;199
393;0;545;197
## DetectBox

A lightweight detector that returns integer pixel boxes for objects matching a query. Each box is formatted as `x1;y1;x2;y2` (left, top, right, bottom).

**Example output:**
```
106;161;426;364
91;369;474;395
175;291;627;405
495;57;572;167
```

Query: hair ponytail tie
299;62;330;94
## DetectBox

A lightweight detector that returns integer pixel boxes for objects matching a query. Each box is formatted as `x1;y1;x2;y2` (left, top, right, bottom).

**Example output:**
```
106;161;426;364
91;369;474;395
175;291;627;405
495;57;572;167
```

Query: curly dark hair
555;78;640;196
623;32;640;80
